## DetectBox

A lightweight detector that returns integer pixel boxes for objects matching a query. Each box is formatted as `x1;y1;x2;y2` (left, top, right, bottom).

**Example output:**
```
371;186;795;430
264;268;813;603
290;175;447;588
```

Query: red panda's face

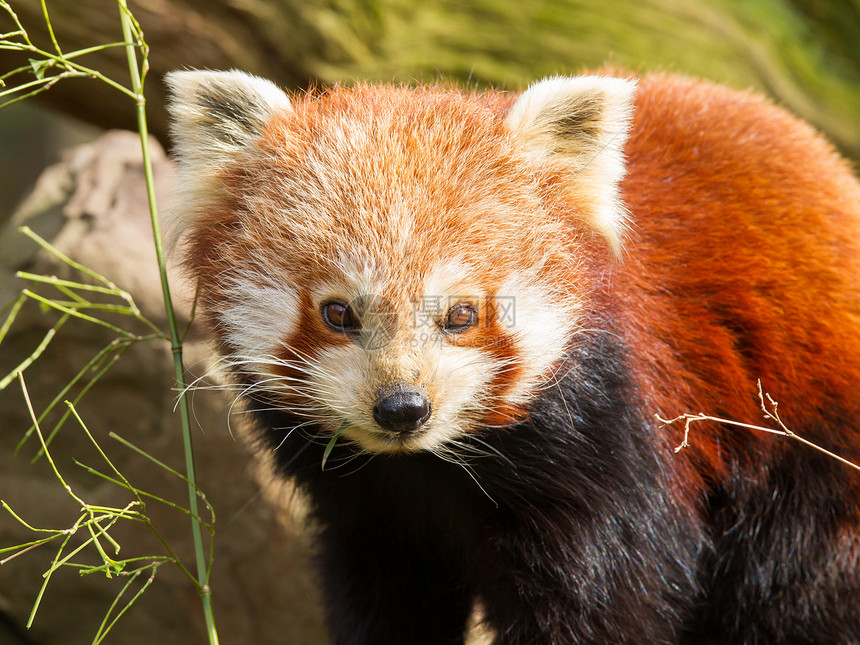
166;71;635;455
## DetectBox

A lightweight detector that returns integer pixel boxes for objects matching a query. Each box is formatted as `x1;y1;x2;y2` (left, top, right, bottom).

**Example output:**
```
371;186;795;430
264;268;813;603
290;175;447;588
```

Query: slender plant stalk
116;2;219;643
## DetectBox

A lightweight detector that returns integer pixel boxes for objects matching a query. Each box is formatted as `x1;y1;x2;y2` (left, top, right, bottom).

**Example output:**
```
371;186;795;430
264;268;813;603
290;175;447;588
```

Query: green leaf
27;58;52;79
322;421;349;471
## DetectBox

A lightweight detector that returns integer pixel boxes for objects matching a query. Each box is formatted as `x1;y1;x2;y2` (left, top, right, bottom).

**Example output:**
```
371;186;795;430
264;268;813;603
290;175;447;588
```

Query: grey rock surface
0;131;326;645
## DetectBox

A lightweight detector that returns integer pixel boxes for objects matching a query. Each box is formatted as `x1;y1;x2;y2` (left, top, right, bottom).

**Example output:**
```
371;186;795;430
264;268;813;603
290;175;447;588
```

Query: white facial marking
219;272;300;374
422;260;476;306
416;343;496;448
495;274;575;406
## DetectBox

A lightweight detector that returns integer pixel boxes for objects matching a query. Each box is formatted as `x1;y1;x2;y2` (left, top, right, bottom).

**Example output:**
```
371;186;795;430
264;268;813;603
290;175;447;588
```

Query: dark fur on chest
246;331;705;644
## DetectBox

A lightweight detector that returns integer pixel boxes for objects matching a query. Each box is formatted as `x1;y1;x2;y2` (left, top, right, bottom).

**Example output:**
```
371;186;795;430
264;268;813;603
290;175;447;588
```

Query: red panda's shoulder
624;73;859;209
618;72;860;274
608;73;860;481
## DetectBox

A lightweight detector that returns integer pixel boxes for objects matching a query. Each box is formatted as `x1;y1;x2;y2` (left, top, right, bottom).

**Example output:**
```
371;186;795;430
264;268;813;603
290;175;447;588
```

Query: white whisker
430;444;498;508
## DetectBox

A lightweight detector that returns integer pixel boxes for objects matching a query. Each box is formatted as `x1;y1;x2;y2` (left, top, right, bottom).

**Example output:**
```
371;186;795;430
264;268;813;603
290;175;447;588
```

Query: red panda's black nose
372;386;431;434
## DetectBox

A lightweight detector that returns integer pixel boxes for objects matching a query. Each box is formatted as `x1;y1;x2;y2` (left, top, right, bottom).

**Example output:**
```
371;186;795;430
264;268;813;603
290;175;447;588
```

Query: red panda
165;69;860;644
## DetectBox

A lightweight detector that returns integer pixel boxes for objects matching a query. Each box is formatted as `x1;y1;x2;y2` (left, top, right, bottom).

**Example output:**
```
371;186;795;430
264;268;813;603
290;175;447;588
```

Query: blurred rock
0;131;326;645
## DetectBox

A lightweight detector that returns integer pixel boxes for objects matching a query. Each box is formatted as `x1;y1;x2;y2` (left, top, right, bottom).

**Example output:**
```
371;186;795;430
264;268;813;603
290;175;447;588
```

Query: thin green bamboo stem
116;3;218;643
39;0;61;56
0;313;69;389
93;568;158;644
0;293;26;344
20;289;137;338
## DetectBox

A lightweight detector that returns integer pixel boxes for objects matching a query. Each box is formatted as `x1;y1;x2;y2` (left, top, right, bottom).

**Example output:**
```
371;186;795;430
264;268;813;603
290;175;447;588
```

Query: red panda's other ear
165;69;291;172
505;76;637;256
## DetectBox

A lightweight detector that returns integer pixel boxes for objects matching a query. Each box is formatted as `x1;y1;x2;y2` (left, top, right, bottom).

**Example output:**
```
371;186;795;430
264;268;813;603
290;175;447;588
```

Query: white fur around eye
315;254;382;308
422;260;476;303
495;274;577;405
219;274;300;368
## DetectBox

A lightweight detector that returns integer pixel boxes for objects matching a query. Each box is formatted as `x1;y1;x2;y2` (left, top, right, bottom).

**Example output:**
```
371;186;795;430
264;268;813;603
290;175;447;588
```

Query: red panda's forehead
230;85;571;288
256;85;527;204
269;84;515;144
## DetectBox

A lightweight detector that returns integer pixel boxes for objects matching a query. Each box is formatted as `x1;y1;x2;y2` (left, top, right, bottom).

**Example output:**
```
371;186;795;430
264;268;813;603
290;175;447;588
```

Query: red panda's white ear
164;70;291;239
505;76;637;255
165;69;291;173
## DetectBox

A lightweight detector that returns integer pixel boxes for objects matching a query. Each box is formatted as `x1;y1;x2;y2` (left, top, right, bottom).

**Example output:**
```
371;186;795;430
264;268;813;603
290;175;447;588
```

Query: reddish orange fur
615;74;860;490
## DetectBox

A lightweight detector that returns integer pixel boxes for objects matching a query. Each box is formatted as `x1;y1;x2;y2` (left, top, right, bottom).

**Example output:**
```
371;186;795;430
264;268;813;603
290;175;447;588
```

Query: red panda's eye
322;301;359;333
443;303;476;333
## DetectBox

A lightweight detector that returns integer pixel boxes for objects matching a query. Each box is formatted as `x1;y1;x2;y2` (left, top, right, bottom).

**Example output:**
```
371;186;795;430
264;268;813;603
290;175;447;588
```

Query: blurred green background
1;0;859;219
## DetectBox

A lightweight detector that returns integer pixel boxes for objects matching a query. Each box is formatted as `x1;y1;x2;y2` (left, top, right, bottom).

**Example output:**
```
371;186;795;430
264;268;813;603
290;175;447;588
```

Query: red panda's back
617;73;860;478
